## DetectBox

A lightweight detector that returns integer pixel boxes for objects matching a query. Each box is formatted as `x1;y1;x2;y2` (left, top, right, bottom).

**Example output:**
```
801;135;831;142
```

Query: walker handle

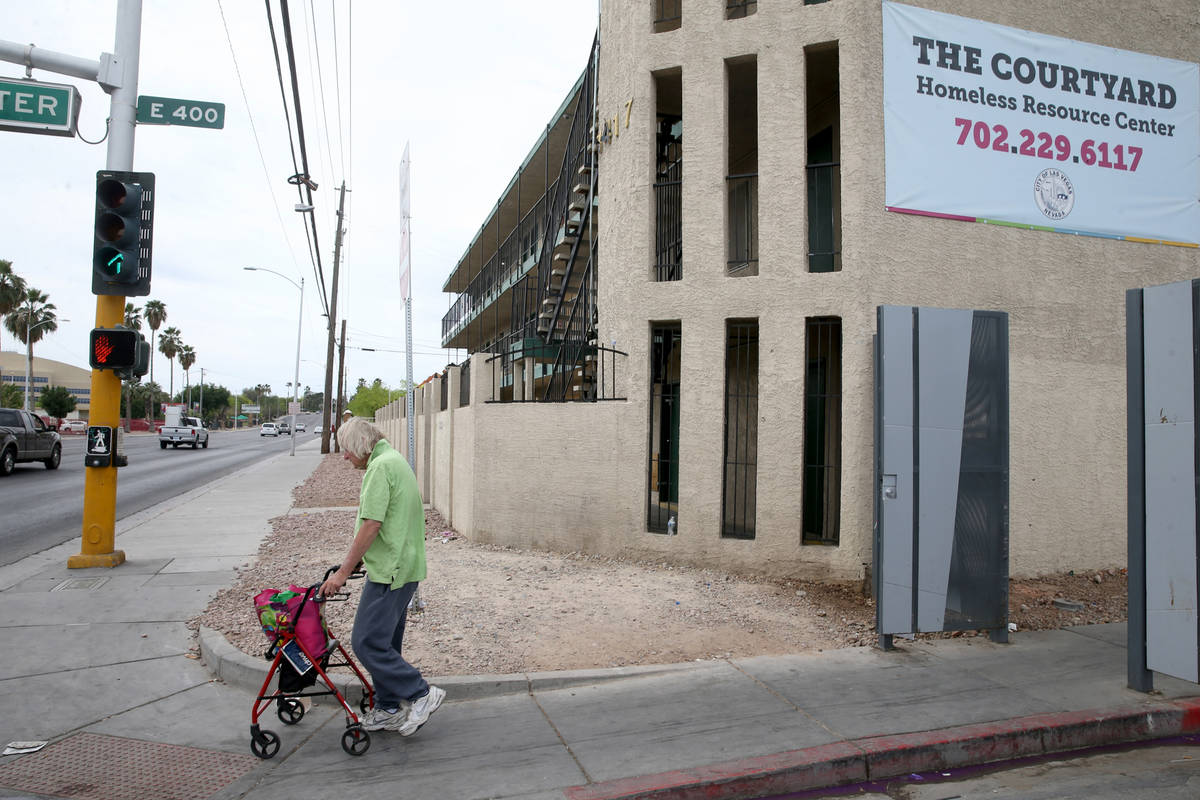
321;563;365;583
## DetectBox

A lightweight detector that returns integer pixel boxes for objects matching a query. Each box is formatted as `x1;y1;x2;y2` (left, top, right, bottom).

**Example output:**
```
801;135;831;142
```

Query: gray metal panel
1142;279;1198;683
879;306;914;634
915;308;973;632
1126;289;1152;691
946;312;1010;632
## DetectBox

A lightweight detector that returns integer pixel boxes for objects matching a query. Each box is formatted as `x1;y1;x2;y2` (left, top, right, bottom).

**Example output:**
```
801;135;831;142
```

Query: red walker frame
249;567;375;758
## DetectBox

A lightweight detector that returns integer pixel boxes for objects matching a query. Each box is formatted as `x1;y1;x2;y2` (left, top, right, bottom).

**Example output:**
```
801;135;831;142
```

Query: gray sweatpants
351;580;429;709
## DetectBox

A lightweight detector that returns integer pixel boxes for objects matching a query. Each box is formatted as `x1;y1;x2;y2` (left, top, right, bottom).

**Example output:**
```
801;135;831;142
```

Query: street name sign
0;78;81;137
136;95;224;129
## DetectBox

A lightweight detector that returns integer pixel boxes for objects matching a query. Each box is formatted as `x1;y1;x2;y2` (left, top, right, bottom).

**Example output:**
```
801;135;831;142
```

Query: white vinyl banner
883;1;1200;246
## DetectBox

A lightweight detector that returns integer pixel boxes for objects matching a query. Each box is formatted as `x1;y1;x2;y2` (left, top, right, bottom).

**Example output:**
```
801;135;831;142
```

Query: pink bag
254;585;328;657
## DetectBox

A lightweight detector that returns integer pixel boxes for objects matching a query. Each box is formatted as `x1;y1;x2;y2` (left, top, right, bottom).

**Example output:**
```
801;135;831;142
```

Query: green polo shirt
357;439;426;588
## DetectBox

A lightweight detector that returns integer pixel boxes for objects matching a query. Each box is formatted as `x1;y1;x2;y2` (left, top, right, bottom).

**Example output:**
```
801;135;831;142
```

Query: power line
216;0;305;281
264;1;328;318
275;0;330;317
306;0;340;188
331;0;347;180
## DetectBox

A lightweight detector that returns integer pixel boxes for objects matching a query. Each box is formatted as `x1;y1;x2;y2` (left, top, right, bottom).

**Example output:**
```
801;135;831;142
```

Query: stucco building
377;0;1199;582
0;351;91;415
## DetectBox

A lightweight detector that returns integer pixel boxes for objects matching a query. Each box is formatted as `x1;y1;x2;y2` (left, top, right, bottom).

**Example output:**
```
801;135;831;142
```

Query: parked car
295;422;306;432
59;419;88;434
261;423;279;437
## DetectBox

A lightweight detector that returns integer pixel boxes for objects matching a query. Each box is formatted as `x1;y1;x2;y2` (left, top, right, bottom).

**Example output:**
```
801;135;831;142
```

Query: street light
244;267;304;456
25;315;68;412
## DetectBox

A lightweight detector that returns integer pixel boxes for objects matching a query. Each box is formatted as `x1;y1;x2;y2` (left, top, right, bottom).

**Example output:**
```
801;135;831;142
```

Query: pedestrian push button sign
85;426;113;468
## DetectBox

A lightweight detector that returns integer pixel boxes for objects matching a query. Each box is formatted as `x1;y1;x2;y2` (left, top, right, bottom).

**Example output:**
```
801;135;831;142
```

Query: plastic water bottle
667;515;676;536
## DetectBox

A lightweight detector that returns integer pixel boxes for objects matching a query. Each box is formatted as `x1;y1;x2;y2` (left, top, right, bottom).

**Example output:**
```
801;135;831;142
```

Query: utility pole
199;367;205;422
321;182;348;454
335;318;346;454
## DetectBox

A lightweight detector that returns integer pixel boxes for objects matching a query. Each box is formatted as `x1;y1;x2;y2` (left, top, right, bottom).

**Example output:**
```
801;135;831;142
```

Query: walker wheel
277;697;305;725
250;728;281;759
342;724;371;756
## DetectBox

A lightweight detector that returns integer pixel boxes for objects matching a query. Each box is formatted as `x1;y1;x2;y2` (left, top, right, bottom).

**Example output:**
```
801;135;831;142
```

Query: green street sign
0;78;81;137
136;95;224;129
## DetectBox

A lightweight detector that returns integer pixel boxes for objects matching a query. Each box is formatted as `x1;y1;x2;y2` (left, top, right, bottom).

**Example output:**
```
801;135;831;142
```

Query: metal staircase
520;35;603;402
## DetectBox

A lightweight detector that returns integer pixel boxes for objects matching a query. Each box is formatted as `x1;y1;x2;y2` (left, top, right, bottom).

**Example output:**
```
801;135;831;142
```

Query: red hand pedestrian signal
93;334;116;364
89;328;138;370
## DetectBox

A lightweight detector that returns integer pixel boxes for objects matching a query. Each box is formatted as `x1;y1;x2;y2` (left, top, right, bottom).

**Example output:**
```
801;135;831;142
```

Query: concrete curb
198;626;717;703
561;698;1200;800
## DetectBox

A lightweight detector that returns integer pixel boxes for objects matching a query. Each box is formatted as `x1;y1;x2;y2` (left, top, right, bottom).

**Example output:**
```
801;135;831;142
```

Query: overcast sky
2;1;598;402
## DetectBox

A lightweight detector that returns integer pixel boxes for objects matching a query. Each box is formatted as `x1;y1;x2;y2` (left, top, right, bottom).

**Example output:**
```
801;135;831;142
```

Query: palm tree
178;344;196;407
0;260;27;351
3;288;56;409
159;326;182;398
143;299;166;385
142;380;162;424
121;303;143;431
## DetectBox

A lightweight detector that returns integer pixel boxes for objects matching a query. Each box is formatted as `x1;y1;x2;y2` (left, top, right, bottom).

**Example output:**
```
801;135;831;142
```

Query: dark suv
0;408;62;475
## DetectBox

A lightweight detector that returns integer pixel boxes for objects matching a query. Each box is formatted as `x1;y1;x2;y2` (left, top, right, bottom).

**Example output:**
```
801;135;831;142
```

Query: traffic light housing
89;326;145;375
92;170;155;296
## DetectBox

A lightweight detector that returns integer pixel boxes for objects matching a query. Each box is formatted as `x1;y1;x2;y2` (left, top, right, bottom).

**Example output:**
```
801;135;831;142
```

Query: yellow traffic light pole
1;10;144;567
69;0;144;568
70;293;126;568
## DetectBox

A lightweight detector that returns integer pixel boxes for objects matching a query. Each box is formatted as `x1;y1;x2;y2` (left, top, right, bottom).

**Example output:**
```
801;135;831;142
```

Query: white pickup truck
159;404;210;450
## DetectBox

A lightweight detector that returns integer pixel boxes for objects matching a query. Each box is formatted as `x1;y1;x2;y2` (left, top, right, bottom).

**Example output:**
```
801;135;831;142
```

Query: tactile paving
0;732;258;800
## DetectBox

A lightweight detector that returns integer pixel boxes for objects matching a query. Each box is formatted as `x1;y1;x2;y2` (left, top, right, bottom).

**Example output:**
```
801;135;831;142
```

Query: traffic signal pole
70;0;143;568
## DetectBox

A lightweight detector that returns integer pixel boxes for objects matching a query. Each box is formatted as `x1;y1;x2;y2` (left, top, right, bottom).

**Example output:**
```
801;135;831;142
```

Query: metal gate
874;305;1010;647
1127;279;1200;690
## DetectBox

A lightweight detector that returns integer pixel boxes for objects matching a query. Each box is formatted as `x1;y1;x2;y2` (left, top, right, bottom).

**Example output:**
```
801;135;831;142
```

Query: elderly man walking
319;417;444;735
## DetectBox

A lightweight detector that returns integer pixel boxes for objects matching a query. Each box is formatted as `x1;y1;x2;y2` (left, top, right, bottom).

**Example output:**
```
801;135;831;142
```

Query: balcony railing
654;158;682;281
485;342;627;403
726;173;758;276
654;0;681;31
726;0;756;19
807;161;840;272
442;190;553;345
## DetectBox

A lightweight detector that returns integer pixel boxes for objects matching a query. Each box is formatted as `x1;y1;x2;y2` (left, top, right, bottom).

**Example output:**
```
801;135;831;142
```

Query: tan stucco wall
589;0;1199;579
395;1;1198;582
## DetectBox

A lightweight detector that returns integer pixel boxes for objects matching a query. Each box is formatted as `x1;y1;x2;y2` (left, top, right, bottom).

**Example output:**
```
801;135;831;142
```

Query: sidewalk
0;439;1197;800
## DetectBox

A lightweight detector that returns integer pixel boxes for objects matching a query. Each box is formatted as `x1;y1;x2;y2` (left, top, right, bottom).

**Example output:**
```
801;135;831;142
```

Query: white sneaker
398;686;445;737
360;705;408;732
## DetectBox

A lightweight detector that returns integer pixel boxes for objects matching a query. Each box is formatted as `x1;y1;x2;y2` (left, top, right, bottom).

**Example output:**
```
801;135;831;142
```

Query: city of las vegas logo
1034;168;1075;220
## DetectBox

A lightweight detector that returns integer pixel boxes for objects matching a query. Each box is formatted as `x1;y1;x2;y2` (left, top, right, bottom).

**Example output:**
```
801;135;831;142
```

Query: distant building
0;351;91;415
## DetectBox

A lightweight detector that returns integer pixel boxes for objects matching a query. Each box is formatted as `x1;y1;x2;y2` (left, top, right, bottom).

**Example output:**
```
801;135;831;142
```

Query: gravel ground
189;454;1128;676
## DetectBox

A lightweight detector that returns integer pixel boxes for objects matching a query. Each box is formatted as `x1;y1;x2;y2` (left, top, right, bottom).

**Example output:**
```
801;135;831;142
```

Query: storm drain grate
0;732;258;800
51;577;109;592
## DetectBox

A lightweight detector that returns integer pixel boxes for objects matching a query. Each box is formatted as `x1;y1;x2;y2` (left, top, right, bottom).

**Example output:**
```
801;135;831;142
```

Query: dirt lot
191;454;1128;675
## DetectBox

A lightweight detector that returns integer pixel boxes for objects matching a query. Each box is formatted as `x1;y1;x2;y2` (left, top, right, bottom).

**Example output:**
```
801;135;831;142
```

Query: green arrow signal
107;253;124;273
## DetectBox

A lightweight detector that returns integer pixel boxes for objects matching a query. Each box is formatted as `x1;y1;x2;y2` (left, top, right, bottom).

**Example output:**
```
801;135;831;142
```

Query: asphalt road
0;414;322;567
764;738;1200;799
